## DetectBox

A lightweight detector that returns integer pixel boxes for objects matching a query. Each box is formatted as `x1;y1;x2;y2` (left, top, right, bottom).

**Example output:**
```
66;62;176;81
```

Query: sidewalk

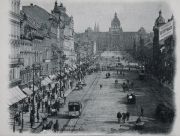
38;73;97;133
9;101;45;133
10;73;95;133
148;75;173;91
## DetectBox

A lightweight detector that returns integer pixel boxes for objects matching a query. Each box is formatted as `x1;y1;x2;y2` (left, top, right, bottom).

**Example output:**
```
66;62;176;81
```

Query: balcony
10;58;24;68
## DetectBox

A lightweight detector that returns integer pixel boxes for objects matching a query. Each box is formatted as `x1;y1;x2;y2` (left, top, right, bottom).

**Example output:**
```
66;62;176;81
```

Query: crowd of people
116;106;144;128
117;112;130;124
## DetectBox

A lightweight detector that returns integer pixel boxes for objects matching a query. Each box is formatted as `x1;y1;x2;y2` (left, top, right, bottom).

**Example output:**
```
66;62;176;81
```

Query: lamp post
31;63;35;120
20;100;24;132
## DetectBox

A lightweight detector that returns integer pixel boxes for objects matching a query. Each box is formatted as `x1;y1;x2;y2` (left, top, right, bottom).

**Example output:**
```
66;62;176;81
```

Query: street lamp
31;63;35;120
20;100;24;133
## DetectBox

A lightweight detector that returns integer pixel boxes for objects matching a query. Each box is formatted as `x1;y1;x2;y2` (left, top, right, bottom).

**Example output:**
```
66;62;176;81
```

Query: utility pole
32;63;35;113
21;100;24;132
77;41;81;81
59;53;62;97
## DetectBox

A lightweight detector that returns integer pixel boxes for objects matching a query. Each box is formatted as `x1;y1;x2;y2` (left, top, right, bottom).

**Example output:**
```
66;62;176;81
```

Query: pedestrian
100;84;102;89
28;97;30;103
31;98;33;106
140;106;144;117
126;112;130;121
48;104;51;114
53;120;59;132
35;95;38;103
18;111;21;126
45;101;48;113
117;112;122;123
42;100;44;112
64;96;66;104
136;116;141;124
122;113;126;123
37;102;40;110
36;111;39;123
30;112;34;128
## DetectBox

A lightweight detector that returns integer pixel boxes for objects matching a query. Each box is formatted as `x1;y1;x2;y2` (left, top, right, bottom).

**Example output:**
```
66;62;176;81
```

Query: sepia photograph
0;0;179;135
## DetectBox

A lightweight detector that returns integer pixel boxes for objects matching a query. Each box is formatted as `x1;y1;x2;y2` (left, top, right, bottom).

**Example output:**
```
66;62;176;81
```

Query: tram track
61;73;100;132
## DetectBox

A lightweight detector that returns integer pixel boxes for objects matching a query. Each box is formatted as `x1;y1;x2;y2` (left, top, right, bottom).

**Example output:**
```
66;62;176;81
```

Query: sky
21;0;172;33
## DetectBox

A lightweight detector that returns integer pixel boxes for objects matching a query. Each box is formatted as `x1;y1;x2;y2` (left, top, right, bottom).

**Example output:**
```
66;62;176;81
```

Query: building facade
152;10;175;84
18;3;65;88
75;12;151;52
51;2;76;67
9;0;23;87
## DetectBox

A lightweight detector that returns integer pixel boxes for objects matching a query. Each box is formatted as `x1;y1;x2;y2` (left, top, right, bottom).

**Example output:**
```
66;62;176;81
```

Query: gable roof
22;5;50;26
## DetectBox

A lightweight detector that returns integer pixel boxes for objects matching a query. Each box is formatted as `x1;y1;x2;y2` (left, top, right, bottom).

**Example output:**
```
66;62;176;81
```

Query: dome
138;27;146;34
111;12;120;27
155;10;165;27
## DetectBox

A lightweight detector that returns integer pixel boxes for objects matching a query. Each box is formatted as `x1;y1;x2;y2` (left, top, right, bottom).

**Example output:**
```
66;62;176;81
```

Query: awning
9;86;27;106
41;77;52;86
23;87;32;96
49;74;56;80
73;64;77;69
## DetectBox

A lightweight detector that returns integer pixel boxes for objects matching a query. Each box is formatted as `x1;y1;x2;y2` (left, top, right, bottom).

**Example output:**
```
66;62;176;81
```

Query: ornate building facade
152;10;175;83
9;0;23;87
51;2;76;68
9;1;76;91
75;12;151;52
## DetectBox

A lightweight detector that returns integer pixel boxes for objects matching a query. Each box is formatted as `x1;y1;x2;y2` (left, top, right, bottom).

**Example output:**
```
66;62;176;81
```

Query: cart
127;93;136;104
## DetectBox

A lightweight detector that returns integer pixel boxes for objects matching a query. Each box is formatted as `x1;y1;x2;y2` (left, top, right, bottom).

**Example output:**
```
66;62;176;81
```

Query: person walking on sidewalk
36;111;39;123
117;112;122;123
42;99;44;113
100;84;102;89
30;111;34;128
140;106;144;117
122;113;126;123
53;120;59;132
126;112;130;121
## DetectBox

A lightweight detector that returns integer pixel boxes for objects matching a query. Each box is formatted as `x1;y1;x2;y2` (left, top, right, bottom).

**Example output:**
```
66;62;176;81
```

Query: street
8;1;175;134
37;52;174;134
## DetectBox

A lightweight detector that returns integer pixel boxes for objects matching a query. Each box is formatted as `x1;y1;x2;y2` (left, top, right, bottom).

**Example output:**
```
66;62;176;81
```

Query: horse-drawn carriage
68;101;82;117
73;83;83;91
127;93;136;104
77;81;87;86
106;73;110;78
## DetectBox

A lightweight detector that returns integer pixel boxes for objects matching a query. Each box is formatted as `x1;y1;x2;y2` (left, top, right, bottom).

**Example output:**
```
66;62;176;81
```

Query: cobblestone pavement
64;70;174;134
10;65;174;134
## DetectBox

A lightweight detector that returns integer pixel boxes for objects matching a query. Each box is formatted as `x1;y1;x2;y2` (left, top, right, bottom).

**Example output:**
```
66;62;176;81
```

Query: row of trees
130;35;175;85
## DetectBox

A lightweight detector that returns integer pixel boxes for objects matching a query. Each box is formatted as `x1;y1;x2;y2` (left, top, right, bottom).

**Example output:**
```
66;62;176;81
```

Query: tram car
68;101;82;118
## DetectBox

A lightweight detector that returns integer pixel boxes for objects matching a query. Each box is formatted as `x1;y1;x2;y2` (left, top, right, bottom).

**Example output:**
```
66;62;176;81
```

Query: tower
109;12;123;51
97;23;99;32
109;12;123;33
133;38;137;56
153;10;165;75
94;22;99;32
